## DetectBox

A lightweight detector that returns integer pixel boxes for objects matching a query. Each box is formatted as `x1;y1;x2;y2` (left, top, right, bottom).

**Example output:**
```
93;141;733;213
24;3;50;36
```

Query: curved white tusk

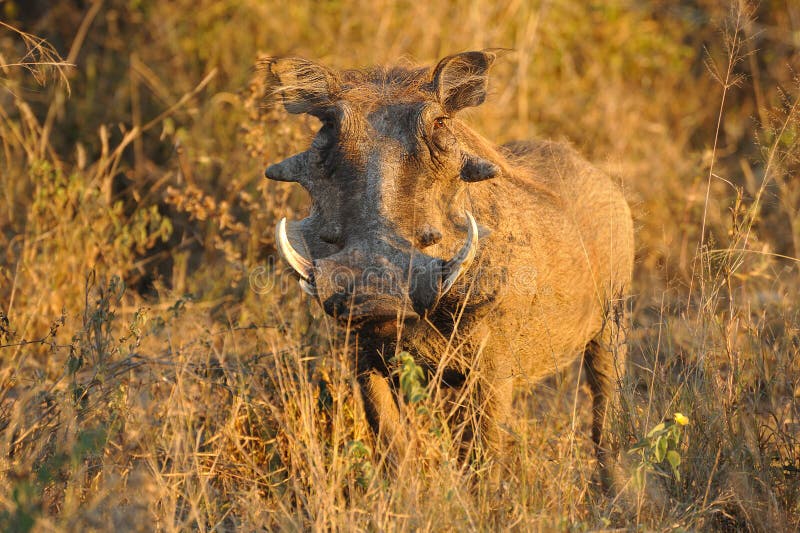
440;211;479;296
275;218;314;281
298;278;317;296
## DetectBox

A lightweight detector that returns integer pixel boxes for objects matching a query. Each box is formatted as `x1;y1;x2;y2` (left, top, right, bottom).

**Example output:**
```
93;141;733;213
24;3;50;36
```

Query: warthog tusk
276;218;314;281
440;211;479;296
298;278;317;296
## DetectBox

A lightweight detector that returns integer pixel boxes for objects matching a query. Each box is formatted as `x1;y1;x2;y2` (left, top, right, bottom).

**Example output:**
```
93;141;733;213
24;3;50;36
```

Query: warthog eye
431;116;455;153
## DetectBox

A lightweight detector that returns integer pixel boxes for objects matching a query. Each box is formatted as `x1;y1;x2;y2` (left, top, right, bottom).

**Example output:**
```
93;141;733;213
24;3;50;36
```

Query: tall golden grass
1;0;798;530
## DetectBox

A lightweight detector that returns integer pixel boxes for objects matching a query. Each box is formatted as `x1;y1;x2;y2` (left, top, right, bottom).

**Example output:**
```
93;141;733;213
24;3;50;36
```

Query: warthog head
264;51;502;336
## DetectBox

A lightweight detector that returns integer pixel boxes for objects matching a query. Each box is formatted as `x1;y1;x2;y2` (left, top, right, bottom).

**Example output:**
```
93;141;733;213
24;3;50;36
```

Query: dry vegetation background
1;0;799;530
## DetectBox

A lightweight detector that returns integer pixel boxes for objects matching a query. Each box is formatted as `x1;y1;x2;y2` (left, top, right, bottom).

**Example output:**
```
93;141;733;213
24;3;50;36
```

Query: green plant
347;440;374;489
629;413;690;486
393;351;429;405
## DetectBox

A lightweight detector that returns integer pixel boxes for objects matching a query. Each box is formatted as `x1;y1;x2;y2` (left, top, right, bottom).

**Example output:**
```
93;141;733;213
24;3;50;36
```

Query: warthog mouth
274;212;480;325
329;307;421;337
320;292;421;328
361;317;417;337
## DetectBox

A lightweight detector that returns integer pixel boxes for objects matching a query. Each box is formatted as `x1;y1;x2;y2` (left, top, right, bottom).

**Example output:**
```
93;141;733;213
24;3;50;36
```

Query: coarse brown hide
262;50;634;489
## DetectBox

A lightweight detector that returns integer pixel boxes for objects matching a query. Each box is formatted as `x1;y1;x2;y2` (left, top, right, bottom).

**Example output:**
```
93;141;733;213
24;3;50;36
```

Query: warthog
263;50;633;484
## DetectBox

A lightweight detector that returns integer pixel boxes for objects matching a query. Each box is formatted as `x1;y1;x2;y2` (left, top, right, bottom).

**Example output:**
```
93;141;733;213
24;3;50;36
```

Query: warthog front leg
357;369;406;458
478;371;515;486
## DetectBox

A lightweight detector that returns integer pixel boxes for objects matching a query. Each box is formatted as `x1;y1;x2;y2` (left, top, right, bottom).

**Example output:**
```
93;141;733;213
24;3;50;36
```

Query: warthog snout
275;213;479;332
312;250;436;326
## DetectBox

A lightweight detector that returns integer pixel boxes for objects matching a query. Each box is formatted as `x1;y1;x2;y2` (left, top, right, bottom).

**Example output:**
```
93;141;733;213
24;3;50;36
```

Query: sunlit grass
1;1;799;530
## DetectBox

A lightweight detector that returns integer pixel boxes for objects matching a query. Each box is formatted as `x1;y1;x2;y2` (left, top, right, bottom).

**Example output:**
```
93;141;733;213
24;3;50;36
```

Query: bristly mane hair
259;56;495;110
338;66;432;103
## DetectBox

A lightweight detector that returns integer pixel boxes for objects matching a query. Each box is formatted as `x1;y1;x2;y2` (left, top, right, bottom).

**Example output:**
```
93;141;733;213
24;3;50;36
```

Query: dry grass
1;0;799;530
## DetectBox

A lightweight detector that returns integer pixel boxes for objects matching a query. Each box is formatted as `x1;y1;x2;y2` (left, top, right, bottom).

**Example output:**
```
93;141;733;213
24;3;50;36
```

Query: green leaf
655;436;667;463
633;465;645;489
628;439;648;451
666;450;681;469
669;428;681;446
646;422;666;439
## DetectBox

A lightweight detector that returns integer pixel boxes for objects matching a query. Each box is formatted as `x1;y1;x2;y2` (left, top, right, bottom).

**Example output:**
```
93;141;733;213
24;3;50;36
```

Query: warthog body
264;51;633;481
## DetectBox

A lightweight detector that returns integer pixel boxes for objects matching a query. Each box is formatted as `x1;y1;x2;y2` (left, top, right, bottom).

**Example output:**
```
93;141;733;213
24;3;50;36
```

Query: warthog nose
319;224;342;244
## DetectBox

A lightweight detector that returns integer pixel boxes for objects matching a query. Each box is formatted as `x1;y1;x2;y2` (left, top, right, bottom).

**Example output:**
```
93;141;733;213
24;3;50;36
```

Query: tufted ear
261;57;340;116
430;50;497;114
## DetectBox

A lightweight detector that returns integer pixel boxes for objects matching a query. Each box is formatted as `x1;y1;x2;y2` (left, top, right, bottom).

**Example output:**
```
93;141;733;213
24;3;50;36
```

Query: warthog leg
583;297;628;491
479;373;515;486
358;369;406;458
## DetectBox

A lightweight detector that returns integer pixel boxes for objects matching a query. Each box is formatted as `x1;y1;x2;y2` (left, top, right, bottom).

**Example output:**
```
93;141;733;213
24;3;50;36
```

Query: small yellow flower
673;412;689;426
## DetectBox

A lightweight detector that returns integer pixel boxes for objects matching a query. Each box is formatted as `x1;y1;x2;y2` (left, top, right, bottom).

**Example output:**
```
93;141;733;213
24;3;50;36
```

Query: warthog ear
261;57;340;116
430;50;497;114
